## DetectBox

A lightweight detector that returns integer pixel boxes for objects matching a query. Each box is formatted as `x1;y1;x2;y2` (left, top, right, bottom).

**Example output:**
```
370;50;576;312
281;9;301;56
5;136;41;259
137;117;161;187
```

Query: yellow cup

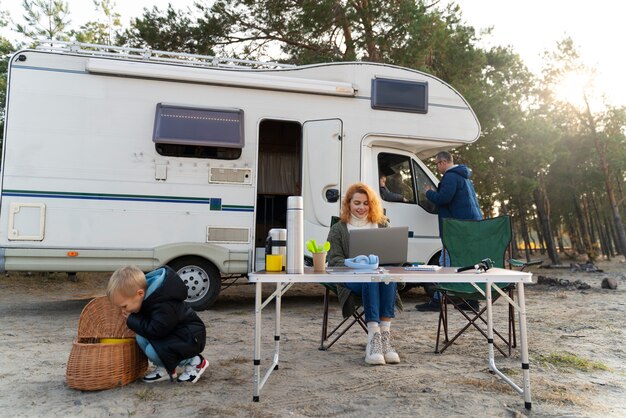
266;254;283;272
100;338;135;345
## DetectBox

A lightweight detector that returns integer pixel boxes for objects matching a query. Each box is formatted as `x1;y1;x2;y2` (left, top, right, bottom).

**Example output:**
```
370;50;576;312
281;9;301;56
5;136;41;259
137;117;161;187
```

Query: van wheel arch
167;256;221;311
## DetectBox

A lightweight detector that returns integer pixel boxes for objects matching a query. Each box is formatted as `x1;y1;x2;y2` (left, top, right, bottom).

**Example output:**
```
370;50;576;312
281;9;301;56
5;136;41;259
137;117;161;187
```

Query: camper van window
153;104;244;150
377;153;415;203
371;78;428;114
412;160;438;214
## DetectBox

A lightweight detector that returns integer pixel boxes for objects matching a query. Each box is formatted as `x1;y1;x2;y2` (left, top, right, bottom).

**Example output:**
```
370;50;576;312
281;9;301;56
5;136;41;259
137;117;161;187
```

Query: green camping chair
435;216;517;356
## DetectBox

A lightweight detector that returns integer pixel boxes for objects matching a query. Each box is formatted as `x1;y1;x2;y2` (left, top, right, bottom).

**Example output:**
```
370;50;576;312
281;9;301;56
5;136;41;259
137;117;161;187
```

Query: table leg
273;281;282;370
485;282;496;369
517;283;532;410
253;281;262;402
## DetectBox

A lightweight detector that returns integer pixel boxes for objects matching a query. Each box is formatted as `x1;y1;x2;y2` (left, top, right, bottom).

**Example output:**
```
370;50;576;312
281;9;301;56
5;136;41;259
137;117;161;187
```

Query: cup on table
266;254;283;272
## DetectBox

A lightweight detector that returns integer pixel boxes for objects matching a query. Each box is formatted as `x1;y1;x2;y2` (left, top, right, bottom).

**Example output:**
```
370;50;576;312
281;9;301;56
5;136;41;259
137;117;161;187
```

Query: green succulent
306;239;330;253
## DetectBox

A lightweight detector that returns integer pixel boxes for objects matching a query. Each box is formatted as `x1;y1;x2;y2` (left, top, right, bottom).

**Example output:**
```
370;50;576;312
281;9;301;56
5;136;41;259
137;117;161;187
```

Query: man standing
416;151;482;311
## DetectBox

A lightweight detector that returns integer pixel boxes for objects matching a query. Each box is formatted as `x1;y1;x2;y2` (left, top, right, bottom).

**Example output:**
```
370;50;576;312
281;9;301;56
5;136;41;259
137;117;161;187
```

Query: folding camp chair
320;284;367;350
435;216;517;356
319;215;367;350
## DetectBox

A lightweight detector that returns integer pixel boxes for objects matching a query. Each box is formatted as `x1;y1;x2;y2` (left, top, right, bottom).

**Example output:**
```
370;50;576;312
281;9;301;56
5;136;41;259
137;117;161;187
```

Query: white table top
248;266;532;284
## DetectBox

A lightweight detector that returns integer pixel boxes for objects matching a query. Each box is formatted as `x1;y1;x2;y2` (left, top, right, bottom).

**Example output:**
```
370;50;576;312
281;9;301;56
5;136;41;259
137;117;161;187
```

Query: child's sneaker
177;355;208;383
143;366;169;383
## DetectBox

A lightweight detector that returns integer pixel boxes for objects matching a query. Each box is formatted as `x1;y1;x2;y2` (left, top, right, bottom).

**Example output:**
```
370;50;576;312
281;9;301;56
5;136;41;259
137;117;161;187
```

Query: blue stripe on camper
2;190;254;212
12;65;87;75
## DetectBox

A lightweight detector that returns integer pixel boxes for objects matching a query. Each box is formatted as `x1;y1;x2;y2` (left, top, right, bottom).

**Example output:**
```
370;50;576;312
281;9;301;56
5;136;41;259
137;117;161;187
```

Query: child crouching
107;265;208;383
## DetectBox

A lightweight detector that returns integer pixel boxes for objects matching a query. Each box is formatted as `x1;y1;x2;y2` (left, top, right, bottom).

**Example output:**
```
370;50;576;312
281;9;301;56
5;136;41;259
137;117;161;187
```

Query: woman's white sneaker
365;332;386;365
381;330;400;364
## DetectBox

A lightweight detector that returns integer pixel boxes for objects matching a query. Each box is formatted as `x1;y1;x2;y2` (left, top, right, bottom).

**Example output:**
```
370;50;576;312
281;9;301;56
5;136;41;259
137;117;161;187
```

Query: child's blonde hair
106;265;147;298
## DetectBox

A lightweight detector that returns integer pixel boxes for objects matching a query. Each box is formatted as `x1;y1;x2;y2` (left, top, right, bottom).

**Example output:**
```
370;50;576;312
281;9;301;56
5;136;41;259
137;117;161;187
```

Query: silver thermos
286;196;304;274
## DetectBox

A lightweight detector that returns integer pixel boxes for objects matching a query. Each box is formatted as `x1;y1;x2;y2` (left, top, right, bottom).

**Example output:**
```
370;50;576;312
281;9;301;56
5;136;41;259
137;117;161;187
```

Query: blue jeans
345;282;396;323
432;249;451;302
136;335;194;369
439;249;451;267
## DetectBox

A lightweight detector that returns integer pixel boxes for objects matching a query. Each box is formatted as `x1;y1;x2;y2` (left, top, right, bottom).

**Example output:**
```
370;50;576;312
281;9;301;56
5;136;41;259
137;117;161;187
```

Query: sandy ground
1;257;625;417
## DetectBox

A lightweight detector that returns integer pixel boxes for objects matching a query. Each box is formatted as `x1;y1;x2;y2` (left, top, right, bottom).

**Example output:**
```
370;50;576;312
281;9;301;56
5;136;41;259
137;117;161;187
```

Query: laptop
348;227;409;265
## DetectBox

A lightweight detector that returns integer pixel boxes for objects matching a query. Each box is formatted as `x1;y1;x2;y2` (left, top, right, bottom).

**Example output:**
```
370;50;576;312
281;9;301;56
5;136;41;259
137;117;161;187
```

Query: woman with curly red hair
326;182;400;365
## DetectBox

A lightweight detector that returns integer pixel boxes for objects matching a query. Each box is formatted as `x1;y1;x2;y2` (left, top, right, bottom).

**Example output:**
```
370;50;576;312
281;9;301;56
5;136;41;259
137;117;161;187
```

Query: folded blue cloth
345;254;379;270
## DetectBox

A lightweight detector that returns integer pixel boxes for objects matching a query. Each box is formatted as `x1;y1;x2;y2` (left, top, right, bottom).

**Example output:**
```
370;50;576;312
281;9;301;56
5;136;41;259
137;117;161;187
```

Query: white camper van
0;42;480;309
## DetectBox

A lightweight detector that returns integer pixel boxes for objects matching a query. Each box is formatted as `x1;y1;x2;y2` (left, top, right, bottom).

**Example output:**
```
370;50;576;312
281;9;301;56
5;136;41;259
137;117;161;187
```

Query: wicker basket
66;296;148;391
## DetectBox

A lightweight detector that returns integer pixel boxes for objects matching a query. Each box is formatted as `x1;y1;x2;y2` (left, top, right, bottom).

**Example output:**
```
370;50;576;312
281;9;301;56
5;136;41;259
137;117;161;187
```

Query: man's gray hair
435;151;453;163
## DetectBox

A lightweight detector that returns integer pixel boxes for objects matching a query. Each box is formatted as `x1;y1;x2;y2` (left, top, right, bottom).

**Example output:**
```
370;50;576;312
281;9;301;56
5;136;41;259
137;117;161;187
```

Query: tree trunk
590;194;610;260
534;217;545;255
604;213;615;258
533;177;560;265
574;195;595;261
583;97;626;259
556;227;565;253
582;195;597;246
518;204;532;261
503;202;520;259
566;216;583;256
616;172;626;218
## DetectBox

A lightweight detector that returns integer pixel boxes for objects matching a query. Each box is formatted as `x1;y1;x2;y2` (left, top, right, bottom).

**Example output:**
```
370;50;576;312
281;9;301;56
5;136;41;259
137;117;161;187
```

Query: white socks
380;320;391;333
368;321;393;340
367;321;380;343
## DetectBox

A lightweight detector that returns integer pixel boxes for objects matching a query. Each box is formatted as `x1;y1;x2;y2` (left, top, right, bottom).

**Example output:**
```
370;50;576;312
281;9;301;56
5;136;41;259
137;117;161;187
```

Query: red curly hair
340;182;387;225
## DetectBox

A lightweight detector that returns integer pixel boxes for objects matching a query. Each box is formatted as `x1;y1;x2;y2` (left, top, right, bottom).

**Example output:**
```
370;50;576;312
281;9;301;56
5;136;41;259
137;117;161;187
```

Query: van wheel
168;257;221;311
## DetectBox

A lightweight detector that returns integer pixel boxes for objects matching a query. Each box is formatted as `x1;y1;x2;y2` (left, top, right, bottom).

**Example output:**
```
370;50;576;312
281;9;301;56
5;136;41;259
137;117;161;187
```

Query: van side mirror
325;189;339;202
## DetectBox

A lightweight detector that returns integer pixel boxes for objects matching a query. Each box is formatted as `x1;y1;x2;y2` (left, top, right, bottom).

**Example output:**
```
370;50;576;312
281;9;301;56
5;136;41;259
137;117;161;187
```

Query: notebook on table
348;226;409;266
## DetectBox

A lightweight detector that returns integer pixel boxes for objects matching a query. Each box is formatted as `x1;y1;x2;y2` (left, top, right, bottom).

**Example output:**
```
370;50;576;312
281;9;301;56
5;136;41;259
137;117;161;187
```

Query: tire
168;256;221;311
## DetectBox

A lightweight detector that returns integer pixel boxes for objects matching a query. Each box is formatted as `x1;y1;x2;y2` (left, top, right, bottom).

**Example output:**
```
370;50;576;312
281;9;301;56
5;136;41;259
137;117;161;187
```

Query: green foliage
16;0;71;41
118;5;212;55
305;239;330;254
71;0;122;45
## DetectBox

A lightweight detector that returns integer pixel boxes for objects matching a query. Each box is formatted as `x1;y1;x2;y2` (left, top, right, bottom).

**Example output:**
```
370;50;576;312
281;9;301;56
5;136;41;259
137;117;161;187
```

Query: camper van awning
85;59;356;97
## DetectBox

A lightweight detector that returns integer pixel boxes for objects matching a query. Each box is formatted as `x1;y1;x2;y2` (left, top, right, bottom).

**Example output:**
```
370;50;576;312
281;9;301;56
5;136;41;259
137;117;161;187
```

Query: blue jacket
426;165;483;236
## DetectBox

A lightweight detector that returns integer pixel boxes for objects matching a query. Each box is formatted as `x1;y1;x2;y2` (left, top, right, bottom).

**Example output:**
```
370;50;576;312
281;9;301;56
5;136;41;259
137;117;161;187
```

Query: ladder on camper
34;40;297;70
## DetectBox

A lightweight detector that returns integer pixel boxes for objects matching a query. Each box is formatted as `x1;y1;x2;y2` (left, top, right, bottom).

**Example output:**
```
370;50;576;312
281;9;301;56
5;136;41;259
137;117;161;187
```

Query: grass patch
135;388;158;401
222;355;248;366
534;379;594;407
535;351;610;372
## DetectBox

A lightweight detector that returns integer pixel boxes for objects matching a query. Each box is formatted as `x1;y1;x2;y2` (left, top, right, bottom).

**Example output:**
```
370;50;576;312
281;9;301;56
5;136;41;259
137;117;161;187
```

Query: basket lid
77;296;136;339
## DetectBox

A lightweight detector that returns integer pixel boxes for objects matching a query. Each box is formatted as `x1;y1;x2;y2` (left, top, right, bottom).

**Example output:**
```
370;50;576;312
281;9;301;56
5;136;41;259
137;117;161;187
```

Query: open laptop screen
348;227;408;265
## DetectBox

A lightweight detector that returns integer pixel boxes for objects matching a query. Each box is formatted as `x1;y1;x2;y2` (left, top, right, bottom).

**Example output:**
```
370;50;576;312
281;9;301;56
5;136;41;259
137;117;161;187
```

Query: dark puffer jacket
126;266;206;375
426;164;483;236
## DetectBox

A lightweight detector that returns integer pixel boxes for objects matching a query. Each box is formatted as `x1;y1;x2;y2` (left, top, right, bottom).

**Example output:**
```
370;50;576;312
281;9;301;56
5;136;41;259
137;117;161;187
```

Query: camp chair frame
435;216;518;356
319;284;367;350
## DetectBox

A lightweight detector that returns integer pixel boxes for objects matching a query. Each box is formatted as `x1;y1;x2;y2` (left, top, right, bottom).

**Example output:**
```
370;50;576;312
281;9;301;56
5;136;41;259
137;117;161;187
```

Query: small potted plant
306;239;330;272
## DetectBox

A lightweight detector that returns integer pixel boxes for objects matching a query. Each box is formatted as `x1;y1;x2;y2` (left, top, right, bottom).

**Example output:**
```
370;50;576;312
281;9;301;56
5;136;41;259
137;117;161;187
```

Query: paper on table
404;265;442;271
326;267;385;274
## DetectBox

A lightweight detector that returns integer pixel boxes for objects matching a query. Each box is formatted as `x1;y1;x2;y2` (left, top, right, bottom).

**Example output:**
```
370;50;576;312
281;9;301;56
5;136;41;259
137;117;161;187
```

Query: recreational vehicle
0;42;480;309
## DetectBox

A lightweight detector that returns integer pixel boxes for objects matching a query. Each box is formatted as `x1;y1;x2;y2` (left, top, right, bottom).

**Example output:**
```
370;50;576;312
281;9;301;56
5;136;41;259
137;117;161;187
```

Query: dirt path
0;259;625;417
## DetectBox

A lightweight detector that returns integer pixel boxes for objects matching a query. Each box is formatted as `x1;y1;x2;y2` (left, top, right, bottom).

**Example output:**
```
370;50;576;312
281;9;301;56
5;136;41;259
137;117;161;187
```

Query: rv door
302;119;342;240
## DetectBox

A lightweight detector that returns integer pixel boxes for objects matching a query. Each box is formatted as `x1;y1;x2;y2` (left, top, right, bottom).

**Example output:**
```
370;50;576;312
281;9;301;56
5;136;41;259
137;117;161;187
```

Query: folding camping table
247;267;534;410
